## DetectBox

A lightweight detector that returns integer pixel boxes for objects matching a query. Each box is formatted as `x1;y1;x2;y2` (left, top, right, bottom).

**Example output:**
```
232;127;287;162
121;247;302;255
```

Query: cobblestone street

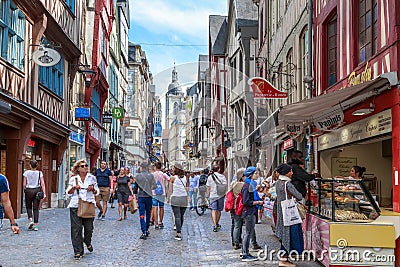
1;205;322;267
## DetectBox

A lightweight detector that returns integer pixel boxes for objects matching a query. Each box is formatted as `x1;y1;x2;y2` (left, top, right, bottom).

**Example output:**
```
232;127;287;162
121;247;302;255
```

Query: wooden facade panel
36;87;66;125
0;62;25;101
39;0;77;43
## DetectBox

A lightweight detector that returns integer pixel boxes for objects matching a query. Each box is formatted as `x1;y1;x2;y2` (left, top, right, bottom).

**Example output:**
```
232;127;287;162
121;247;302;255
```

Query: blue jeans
188;190;198;209
242;213;256;256
138;197;152;234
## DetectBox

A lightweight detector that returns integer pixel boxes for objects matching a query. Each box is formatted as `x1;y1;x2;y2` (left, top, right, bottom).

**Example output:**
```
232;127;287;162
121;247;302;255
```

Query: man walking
94;161;113;220
206;164;227;232
151;162;170;229
0;173;20;234
134;162;157;239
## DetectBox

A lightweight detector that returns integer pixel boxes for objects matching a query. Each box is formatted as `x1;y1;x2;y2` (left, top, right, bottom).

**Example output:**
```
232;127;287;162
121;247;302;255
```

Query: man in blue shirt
0;173;19;234
94;161;113;221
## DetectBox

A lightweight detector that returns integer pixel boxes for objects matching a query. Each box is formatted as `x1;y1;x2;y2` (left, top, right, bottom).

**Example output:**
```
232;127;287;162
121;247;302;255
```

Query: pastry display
334;196;360;203
335;210;368;221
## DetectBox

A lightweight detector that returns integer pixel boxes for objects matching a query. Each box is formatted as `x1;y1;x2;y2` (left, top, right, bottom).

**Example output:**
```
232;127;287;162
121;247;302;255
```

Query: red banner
248;77;288;99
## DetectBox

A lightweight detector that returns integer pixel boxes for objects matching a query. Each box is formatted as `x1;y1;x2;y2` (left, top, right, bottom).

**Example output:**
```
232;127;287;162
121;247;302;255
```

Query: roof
209;15;227;55
236;0;258;21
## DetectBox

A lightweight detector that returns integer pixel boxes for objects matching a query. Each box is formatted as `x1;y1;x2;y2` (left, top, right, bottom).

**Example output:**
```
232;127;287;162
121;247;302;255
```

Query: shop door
42;151;50;208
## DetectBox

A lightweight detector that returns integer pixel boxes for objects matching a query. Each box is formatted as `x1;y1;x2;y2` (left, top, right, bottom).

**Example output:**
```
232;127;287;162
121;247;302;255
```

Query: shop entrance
319;134;392;208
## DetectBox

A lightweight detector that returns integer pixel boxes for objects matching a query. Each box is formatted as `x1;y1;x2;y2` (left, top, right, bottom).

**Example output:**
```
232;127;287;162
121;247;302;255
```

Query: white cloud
129;0;226;41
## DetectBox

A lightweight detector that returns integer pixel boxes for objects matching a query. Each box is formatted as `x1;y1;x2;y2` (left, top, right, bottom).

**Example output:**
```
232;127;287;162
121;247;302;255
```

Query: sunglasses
80;164;88;168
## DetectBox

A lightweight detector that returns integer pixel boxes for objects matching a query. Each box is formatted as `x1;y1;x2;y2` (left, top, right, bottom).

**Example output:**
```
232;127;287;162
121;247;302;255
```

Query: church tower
165;64;184;128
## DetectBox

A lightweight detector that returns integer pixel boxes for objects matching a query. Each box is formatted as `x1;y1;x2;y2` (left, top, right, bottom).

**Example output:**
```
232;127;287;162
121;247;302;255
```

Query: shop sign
90;121;102;142
102;112;113;123
32;47;61;67
348;61;372;87
69;132;84;144
314;108;344;131
284;122;304;139
318;109;392;151
27;139;36;147
248;77;288;99
75;107;90;121
282;138;294;150
112;107;124;119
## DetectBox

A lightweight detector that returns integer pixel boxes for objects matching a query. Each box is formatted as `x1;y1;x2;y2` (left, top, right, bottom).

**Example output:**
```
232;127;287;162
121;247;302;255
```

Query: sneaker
146;230;150;237
173;225;176;230
213;226;218;232
159;223;164;229
97;211;102;219
155;225;159;230
241;254;258;262
33;225;39;231
257;220;262;224
174;234;182;241
28;221;34;230
217;224;221;229
251;244;262;250
233;243;241;250
74;254;82;261
86;244;93;253
139;234;147;240
101;215;105;221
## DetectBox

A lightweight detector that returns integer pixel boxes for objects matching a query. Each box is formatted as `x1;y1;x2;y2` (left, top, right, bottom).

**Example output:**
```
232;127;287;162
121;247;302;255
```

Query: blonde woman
23;160;46;231
66;160;99;261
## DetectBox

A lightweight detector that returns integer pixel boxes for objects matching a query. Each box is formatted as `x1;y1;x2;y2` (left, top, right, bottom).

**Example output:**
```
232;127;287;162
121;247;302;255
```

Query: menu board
331;157;357;177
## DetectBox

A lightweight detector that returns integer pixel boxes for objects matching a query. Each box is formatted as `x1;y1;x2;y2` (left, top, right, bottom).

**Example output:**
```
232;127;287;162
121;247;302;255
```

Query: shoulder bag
281;181;302;226
35;171;44;200
75;177;96;218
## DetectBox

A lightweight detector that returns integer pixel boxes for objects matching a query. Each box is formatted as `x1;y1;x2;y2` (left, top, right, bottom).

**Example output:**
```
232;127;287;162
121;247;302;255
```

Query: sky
128;0;227;96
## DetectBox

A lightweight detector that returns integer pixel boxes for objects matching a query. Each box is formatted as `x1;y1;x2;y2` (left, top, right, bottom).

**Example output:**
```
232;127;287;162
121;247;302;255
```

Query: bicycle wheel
196;197;206;216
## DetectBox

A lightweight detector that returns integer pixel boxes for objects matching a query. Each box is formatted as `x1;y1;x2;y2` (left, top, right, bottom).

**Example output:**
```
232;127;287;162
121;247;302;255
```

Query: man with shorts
0;173;20;234
151;162;170;229
206;164;227;232
95;161;113;221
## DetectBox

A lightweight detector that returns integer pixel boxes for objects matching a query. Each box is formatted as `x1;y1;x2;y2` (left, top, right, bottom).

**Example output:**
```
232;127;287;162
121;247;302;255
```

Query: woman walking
116;167;134;221
23;160;46;231
168;164;189;241
275;164;304;267
66;159;99;260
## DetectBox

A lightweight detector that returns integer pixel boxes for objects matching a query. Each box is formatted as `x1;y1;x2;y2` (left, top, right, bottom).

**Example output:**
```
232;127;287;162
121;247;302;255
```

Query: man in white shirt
206;164;227;232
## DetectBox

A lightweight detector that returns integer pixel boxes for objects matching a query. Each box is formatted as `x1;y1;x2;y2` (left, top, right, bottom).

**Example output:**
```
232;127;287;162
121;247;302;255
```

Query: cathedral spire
172;62;178;82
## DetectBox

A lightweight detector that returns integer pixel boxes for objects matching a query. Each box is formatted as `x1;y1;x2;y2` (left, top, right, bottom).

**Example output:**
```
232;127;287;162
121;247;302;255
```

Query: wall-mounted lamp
73;64;97;88
208;126;215;137
352;102;374;116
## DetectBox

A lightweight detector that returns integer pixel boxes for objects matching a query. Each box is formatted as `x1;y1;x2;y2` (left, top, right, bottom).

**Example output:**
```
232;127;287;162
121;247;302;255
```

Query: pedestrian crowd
1;149;320;267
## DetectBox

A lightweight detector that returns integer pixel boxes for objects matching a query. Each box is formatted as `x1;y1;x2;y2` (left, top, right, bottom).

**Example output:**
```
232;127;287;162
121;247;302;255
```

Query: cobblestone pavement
1;204;323;267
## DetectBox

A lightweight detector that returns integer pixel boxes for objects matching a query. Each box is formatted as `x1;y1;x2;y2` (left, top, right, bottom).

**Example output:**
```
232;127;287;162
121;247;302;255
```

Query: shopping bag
281;182;302;226
129;199;138;214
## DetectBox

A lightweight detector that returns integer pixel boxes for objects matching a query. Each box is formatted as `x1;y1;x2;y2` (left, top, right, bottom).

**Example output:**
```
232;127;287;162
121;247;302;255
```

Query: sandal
74;254;82;260
124;215;127;220
117;217;122;221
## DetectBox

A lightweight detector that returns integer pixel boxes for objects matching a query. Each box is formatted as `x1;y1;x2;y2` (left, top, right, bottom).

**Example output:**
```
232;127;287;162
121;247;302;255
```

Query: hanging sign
32;47;61;67
75;107;90;121
112;107;124;119
314;108;344;131
102;112;113;123
248;77;288;99
284;122;304;139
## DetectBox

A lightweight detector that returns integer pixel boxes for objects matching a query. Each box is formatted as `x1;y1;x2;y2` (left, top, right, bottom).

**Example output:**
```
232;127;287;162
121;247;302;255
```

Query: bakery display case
309;178;380;222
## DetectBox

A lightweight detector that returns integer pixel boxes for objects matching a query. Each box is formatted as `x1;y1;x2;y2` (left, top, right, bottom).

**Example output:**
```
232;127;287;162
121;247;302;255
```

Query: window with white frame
0;0;24;69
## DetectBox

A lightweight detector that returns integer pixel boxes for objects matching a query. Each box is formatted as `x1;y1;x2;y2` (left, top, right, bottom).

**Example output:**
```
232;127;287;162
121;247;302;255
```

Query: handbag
211;174;227;197
281;182;302;226
35;171;44;200
75;178;96;218
129;198;138;214
297;203;307;220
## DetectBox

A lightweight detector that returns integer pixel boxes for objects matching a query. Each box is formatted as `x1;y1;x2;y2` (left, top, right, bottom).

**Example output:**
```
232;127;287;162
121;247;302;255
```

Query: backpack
154;180;163;195
212;174;227;197
199;174;208;186
224;190;234;212
235;191;244;216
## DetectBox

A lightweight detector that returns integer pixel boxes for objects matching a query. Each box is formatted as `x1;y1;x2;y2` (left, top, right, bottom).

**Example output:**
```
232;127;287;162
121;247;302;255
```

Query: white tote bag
281;182;302;226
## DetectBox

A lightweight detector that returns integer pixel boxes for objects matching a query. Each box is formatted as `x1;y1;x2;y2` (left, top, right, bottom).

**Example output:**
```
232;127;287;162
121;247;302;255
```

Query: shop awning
278;72;398;125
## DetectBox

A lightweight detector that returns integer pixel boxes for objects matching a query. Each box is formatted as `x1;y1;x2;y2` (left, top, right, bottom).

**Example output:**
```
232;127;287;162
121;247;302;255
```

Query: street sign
75;107;90;121
112;107;124;119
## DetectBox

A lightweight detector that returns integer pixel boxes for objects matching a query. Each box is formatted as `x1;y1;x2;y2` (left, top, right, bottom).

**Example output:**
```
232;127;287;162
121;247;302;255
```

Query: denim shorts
210;197;224;211
152;196;165;207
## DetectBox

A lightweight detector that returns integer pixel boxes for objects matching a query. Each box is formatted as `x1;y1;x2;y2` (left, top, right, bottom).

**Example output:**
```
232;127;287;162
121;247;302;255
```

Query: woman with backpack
229;167;245;250
23;160;46;231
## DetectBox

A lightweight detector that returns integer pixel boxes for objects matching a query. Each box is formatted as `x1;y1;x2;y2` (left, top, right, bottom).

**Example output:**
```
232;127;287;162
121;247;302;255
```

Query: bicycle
196;193;210;216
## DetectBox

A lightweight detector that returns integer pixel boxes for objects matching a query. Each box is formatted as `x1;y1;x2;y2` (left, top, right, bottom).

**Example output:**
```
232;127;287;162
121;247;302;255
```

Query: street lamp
73;64;97;88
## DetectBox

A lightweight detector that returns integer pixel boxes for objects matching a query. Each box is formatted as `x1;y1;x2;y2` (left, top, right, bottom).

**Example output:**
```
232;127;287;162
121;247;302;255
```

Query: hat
276;164;292;175
244;166;257;178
